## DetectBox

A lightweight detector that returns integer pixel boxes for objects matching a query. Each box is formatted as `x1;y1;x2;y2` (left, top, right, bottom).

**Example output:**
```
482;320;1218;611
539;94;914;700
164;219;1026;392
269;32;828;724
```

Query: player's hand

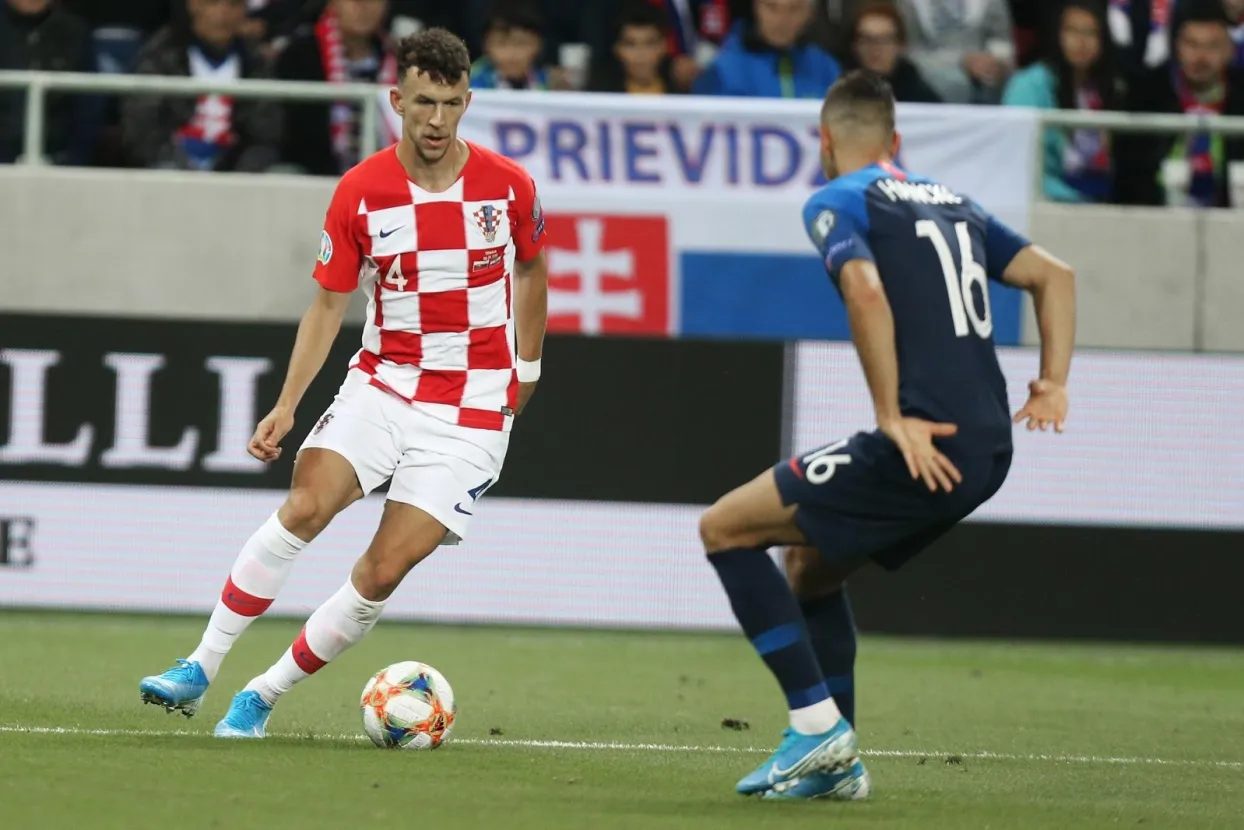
248;406;294;463
516;381;538;416
1013;379;1068;433
879;416;963;494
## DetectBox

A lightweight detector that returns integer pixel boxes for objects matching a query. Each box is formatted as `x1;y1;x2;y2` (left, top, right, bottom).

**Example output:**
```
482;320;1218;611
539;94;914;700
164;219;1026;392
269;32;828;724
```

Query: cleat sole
139;689;203;718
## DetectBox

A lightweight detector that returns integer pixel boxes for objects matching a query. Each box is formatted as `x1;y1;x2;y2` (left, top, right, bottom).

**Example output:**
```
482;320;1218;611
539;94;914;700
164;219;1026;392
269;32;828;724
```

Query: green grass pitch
1;610;1241;829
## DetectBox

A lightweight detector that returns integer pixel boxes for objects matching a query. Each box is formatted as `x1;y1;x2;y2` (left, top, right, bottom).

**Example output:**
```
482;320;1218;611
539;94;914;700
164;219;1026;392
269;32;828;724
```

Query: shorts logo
312;411;334;435
318;230;333;266
473;204;503;244
454;478;494;516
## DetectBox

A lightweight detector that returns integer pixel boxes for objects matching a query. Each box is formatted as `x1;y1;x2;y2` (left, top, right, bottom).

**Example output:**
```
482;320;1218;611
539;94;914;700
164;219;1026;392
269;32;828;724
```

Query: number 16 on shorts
798;439;852;485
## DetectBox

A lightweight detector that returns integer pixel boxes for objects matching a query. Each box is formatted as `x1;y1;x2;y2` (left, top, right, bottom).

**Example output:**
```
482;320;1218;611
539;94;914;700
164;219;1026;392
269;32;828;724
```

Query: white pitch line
1;725;1240;770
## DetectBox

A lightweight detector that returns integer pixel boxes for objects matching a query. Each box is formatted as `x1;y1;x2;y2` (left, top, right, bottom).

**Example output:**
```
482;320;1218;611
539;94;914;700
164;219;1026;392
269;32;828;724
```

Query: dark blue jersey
802;162;1030;455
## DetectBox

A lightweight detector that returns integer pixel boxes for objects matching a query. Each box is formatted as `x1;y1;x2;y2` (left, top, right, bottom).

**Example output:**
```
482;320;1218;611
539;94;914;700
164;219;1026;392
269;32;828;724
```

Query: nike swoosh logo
454;503;473;516
379;227;400;239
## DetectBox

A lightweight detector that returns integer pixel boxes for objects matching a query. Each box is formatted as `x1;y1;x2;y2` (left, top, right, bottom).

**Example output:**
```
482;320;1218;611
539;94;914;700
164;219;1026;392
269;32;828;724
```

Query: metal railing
0;70;386;166
1031;108;1244;202
7;68;1244;194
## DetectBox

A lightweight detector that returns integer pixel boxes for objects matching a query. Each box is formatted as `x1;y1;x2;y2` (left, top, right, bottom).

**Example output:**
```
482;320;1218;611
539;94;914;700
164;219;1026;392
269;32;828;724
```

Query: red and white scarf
315;7;399;173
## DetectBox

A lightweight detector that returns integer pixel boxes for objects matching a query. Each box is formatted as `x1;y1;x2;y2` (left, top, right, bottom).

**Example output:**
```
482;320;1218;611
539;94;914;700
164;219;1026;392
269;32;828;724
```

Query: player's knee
785;546;851;600
279;487;338;540
353;547;424;602
699;504;743;554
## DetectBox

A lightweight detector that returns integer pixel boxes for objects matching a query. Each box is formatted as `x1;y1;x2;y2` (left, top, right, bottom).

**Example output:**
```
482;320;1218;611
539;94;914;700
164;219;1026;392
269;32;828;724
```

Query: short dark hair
1174;0;1232;31
615;0;669;37
486;0;544;36
821;69;896;136
395;28;471;85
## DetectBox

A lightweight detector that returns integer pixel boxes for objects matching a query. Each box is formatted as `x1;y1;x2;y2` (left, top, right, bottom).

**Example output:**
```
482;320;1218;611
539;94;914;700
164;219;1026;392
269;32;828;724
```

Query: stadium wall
2;168;1243;352
2;314;1242;643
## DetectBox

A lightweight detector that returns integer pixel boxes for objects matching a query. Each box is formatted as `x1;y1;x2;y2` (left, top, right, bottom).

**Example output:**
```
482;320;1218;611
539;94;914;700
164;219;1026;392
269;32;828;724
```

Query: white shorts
300;373;510;545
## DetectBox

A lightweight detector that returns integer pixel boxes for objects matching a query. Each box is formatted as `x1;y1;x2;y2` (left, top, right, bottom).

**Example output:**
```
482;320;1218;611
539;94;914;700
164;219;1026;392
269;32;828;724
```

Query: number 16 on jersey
916;220;993;340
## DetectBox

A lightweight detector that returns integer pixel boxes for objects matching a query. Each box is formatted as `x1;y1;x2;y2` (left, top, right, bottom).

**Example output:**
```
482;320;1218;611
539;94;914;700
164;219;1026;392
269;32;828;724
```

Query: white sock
187;513;306;681
790;697;844;736
247;578;386;706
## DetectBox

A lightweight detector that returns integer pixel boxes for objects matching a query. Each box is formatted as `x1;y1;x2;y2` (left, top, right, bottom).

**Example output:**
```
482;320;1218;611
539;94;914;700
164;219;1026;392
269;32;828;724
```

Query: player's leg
139;378;397;717
137;450;365;716
214;413;505;738
213;500;447;738
786;547;860;727
699;470;860;795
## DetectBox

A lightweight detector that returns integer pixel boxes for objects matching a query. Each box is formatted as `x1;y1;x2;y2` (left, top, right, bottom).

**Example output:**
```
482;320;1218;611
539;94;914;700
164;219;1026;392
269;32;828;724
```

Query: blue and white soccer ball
360;661;457;750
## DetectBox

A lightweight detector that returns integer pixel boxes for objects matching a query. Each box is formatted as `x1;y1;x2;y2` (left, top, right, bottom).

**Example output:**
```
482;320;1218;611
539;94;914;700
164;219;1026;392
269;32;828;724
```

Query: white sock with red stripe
187;513;306;682
246;579;385;705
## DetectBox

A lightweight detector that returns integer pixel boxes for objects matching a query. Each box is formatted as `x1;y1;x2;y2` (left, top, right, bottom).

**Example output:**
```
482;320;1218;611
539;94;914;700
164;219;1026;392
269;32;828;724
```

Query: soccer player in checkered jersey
138;28;550;738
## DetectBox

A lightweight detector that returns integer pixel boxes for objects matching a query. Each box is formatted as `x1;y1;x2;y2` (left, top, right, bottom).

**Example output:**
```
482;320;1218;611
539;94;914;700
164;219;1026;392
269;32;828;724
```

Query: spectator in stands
843;2;941;101
275;0;396;176
1225;0;1244;64
588;1;683;93
470;1;552;89
1008;0;1042;66
1004;1;1122;203
1116;0;1244;206
897;0;1015;103
1107;0;1174;79
645;0;734;90
0;0;93;165
806;0;874;57
693;0;842;97
122;0;280;172
240;0;314;47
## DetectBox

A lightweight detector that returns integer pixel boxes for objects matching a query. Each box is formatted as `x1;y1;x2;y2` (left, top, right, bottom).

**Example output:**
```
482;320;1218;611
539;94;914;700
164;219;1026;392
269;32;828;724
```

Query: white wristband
517;358;542;383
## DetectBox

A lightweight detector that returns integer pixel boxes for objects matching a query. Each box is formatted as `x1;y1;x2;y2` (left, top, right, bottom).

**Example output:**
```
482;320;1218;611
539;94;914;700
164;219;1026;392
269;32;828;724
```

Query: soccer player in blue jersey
699;70;1077;801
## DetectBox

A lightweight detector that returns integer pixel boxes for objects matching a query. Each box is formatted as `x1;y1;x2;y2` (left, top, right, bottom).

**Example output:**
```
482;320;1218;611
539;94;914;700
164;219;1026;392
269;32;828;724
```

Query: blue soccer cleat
762;757;872;801
139;659;209;718
213;690;273;739
736;719;859;796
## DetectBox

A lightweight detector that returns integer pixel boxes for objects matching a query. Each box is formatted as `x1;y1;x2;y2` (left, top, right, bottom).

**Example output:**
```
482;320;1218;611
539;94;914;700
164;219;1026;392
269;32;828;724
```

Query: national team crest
473;204;503;244
313;411;334;435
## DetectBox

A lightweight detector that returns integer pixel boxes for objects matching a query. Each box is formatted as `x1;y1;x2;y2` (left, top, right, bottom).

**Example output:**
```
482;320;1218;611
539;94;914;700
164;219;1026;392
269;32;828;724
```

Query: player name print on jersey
313;144;547;433
876;179;964;205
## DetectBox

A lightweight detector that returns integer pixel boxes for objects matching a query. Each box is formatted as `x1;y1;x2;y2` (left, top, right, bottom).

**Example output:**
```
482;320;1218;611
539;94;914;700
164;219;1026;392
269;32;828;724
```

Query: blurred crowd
2;0;1244;206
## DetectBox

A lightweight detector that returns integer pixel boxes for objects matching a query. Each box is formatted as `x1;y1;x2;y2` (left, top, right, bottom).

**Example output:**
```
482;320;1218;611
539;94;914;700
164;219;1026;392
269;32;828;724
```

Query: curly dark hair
395;28;471;85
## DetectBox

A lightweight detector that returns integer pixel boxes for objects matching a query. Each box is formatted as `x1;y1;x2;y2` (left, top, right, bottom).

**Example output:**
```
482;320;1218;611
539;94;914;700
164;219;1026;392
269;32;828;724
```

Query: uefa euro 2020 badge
318;230;333;266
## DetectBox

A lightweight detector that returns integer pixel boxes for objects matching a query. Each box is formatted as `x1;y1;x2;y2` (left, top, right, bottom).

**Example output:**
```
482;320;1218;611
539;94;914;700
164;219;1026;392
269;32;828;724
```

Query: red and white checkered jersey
314;142;546;432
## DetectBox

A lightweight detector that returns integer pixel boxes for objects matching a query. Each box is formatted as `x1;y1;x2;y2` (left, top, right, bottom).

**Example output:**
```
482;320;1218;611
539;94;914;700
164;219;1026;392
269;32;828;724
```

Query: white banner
457;90;1039;232
0;483;735;629
792;343;1244;530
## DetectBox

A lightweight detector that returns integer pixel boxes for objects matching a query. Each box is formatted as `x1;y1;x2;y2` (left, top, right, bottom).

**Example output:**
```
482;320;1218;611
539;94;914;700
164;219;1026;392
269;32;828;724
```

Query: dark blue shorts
773;430;1012;571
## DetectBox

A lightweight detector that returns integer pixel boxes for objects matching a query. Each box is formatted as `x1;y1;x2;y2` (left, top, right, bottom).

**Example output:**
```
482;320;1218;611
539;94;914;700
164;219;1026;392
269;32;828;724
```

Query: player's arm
838;261;901;425
273;287;352;416
985;213;1076;431
1001;246;1076;387
249;185;362;462
511;173;549;415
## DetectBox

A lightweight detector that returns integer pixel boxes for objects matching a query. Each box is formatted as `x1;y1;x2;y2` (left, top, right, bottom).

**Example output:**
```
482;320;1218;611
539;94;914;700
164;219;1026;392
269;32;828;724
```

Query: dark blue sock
708;547;828;711
801;589;857;726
